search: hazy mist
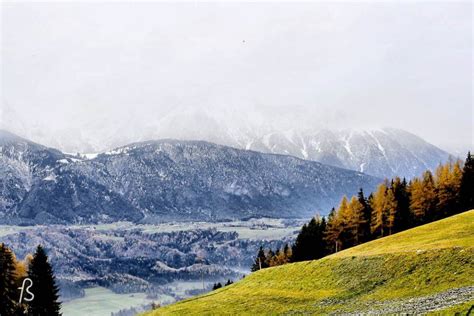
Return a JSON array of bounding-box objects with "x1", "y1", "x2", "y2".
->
[{"x1": 1, "y1": 1, "x2": 472, "y2": 153}]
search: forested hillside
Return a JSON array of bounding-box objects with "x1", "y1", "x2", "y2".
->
[
  {"x1": 143, "y1": 152, "x2": 474, "y2": 315},
  {"x1": 143, "y1": 211, "x2": 474, "y2": 315},
  {"x1": 255, "y1": 152, "x2": 474, "y2": 266}
]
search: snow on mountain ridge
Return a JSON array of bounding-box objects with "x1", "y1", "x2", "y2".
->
[
  {"x1": 1, "y1": 119, "x2": 452, "y2": 179},
  {"x1": 0, "y1": 132, "x2": 381, "y2": 225},
  {"x1": 243, "y1": 127, "x2": 451, "y2": 179}
]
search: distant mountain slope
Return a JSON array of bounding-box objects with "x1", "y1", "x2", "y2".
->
[
  {"x1": 243, "y1": 128, "x2": 451, "y2": 179},
  {"x1": 0, "y1": 130, "x2": 381, "y2": 224},
  {"x1": 4, "y1": 108, "x2": 451, "y2": 179},
  {"x1": 0, "y1": 130, "x2": 66, "y2": 217},
  {"x1": 145, "y1": 211, "x2": 474, "y2": 315}
]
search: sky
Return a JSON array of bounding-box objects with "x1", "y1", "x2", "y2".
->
[{"x1": 0, "y1": 1, "x2": 472, "y2": 153}]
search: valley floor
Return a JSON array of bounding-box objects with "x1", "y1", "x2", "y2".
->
[{"x1": 60, "y1": 287, "x2": 166, "y2": 316}]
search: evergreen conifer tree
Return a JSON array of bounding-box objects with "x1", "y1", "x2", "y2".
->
[
  {"x1": 292, "y1": 216, "x2": 328, "y2": 261},
  {"x1": 392, "y1": 178, "x2": 411, "y2": 231},
  {"x1": 357, "y1": 189, "x2": 372, "y2": 242},
  {"x1": 283, "y1": 243, "x2": 292, "y2": 262},
  {"x1": 251, "y1": 246, "x2": 268, "y2": 271},
  {"x1": 27, "y1": 245, "x2": 61, "y2": 316},
  {"x1": 291, "y1": 223, "x2": 309, "y2": 261},
  {"x1": 309, "y1": 217, "x2": 328, "y2": 259},
  {"x1": 460, "y1": 152, "x2": 474, "y2": 212}
]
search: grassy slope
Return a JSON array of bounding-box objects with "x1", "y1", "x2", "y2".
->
[{"x1": 146, "y1": 211, "x2": 474, "y2": 315}]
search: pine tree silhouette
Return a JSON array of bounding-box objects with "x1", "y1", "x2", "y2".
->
[
  {"x1": 0, "y1": 243, "x2": 18, "y2": 316},
  {"x1": 460, "y1": 152, "x2": 474, "y2": 212},
  {"x1": 251, "y1": 246, "x2": 268, "y2": 271},
  {"x1": 357, "y1": 189, "x2": 372, "y2": 242},
  {"x1": 394, "y1": 178, "x2": 412, "y2": 230},
  {"x1": 27, "y1": 245, "x2": 61, "y2": 316},
  {"x1": 292, "y1": 217, "x2": 327, "y2": 262}
]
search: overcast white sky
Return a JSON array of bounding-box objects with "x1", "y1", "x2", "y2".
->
[{"x1": 0, "y1": 1, "x2": 472, "y2": 152}]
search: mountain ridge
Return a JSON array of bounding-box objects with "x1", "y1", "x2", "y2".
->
[
  {"x1": 1, "y1": 112, "x2": 453, "y2": 179},
  {"x1": 240, "y1": 127, "x2": 451, "y2": 179},
  {"x1": 0, "y1": 130, "x2": 381, "y2": 224}
]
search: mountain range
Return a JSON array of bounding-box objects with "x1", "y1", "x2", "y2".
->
[
  {"x1": 0, "y1": 130, "x2": 381, "y2": 224},
  {"x1": 1, "y1": 108, "x2": 452, "y2": 179},
  {"x1": 240, "y1": 128, "x2": 452, "y2": 179}
]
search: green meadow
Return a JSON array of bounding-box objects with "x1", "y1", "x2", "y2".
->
[{"x1": 144, "y1": 210, "x2": 474, "y2": 315}]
